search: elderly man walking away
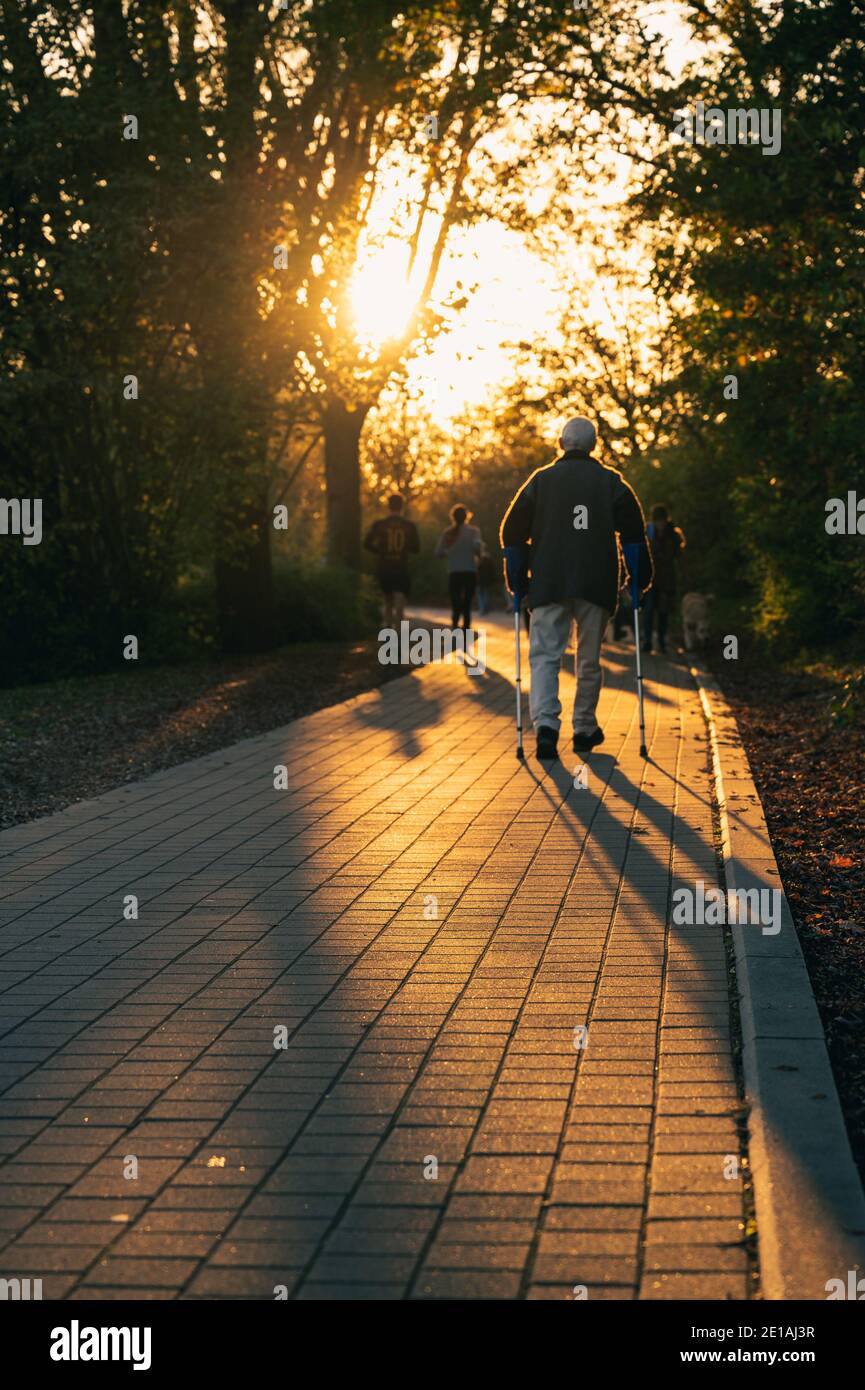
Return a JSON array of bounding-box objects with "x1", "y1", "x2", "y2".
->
[{"x1": 500, "y1": 416, "x2": 651, "y2": 761}]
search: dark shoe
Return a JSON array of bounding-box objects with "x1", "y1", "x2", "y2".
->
[
  {"x1": 536, "y1": 726, "x2": 559, "y2": 760},
  {"x1": 573, "y1": 726, "x2": 605, "y2": 753}
]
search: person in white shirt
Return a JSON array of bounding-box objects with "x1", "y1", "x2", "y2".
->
[{"x1": 435, "y1": 504, "x2": 482, "y2": 631}]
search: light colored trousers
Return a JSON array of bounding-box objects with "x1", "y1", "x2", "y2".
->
[{"x1": 529, "y1": 599, "x2": 608, "y2": 735}]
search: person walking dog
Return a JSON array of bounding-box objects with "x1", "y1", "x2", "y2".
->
[
  {"x1": 500, "y1": 416, "x2": 651, "y2": 761},
  {"x1": 435, "y1": 504, "x2": 482, "y2": 631}
]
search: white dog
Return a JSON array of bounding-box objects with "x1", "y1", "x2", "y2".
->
[{"x1": 681, "y1": 592, "x2": 713, "y2": 651}]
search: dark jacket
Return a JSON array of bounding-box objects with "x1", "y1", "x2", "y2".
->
[
  {"x1": 647, "y1": 521, "x2": 685, "y2": 600},
  {"x1": 477, "y1": 553, "x2": 497, "y2": 586},
  {"x1": 499, "y1": 450, "x2": 650, "y2": 612}
]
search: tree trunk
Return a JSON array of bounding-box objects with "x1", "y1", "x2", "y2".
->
[
  {"x1": 323, "y1": 397, "x2": 368, "y2": 568},
  {"x1": 214, "y1": 481, "x2": 276, "y2": 652}
]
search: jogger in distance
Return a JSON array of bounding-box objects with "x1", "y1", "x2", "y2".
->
[{"x1": 364, "y1": 493, "x2": 420, "y2": 628}]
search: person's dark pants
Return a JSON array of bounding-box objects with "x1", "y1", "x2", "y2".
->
[
  {"x1": 449, "y1": 571, "x2": 476, "y2": 629},
  {"x1": 642, "y1": 593, "x2": 670, "y2": 651},
  {"x1": 378, "y1": 566, "x2": 410, "y2": 627}
]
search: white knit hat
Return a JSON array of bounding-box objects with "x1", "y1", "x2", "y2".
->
[{"x1": 559, "y1": 416, "x2": 597, "y2": 453}]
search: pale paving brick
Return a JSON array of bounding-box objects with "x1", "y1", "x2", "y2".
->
[{"x1": 642, "y1": 1272, "x2": 748, "y2": 1299}]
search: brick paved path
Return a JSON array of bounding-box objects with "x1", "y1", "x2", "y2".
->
[{"x1": 0, "y1": 615, "x2": 749, "y2": 1300}]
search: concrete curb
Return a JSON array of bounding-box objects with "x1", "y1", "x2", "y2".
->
[{"x1": 691, "y1": 662, "x2": 865, "y2": 1300}]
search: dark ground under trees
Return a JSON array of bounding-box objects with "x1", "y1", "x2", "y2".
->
[{"x1": 716, "y1": 653, "x2": 865, "y2": 1188}]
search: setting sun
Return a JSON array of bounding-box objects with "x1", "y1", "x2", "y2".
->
[{"x1": 349, "y1": 240, "x2": 415, "y2": 346}]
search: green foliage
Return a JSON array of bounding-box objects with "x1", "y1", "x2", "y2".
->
[
  {"x1": 2, "y1": 0, "x2": 656, "y2": 674},
  {"x1": 634, "y1": 0, "x2": 865, "y2": 648},
  {"x1": 273, "y1": 557, "x2": 380, "y2": 643},
  {"x1": 830, "y1": 671, "x2": 865, "y2": 728},
  {"x1": 4, "y1": 0, "x2": 862, "y2": 687},
  {"x1": 0, "y1": 551, "x2": 380, "y2": 686}
]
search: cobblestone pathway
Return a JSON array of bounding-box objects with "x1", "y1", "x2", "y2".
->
[{"x1": 0, "y1": 615, "x2": 749, "y2": 1299}]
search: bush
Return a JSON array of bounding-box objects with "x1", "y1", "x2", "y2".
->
[
  {"x1": 830, "y1": 671, "x2": 865, "y2": 729},
  {"x1": 142, "y1": 558, "x2": 382, "y2": 662},
  {"x1": 273, "y1": 556, "x2": 380, "y2": 642},
  {"x1": 0, "y1": 553, "x2": 382, "y2": 689},
  {"x1": 137, "y1": 569, "x2": 221, "y2": 666}
]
